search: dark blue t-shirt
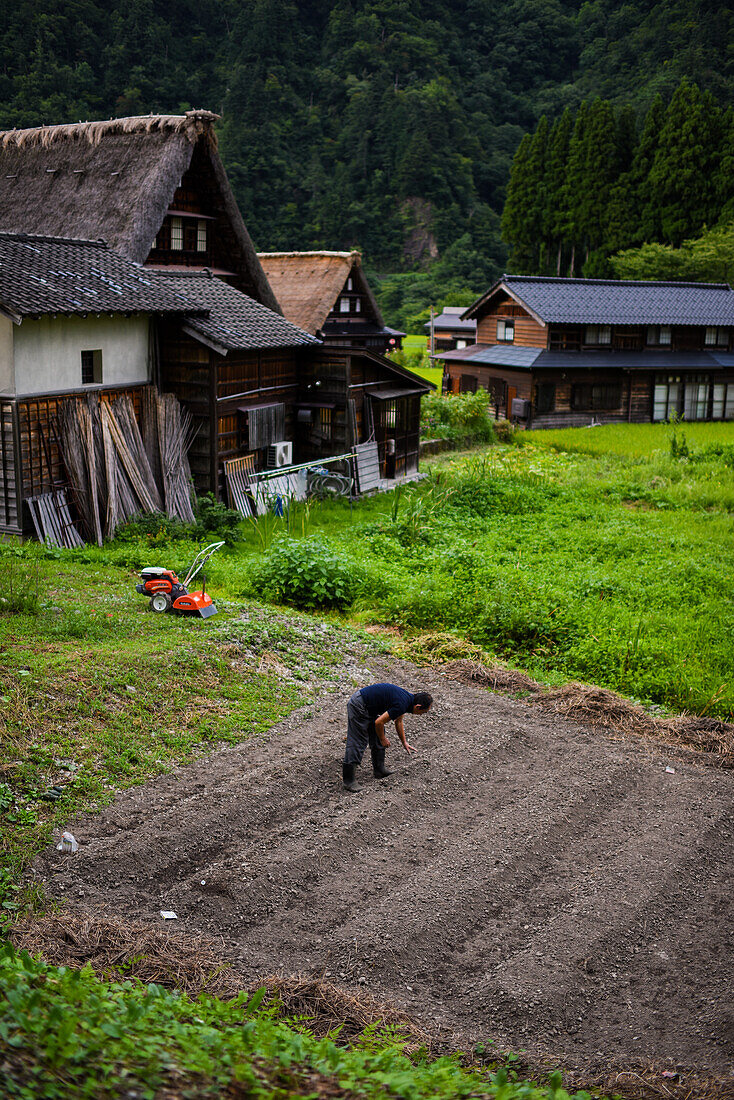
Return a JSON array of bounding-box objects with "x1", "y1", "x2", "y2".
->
[{"x1": 360, "y1": 683, "x2": 415, "y2": 720}]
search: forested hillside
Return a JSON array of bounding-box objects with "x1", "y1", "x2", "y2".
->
[
  {"x1": 1, "y1": 0, "x2": 732, "y2": 325},
  {"x1": 502, "y1": 82, "x2": 734, "y2": 279}
]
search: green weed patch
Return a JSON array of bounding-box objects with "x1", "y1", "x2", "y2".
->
[{"x1": 0, "y1": 943, "x2": 594, "y2": 1099}]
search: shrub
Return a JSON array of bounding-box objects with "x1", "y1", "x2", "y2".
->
[
  {"x1": 115, "y1": 495, "x2": 242, "y2": 548},
  {"x1": 420, "y1": 390, "x2": 495, "y2": 446},
  {"x1": 193, "y1": 493, "x2": 243, "y2": 545},
  {"x1": 249, "y1": 536, "x2": 364, "y2": 609},
  {"x1": 114, "y1": 513, "x2": 192, "y2": 544}
]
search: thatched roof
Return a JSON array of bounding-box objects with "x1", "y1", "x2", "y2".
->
[
  {"x1": 0, "y1": 112, "x2": 279, "y2": 312},
  {"x1": 257, "y1": 250, "x2": 384, "y2": 334},
  {"x1": 150, "y1": 270, "x2": 319, "y2": 354}
]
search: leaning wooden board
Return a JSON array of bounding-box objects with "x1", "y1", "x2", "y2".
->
[{"x1": 352, "y1": 442, "x2": 381, "y2": 493}]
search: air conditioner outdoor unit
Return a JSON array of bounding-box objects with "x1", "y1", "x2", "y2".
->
[{"x1": 267, "y1": 441, "x2": 293, "y2": 468}]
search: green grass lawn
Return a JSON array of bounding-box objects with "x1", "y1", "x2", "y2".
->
[
  {"x1": 526, "y1": 419, "x2": 734, "y2": 456},
  {"x1": 405, "y1": 364, "x2": 443, "y2": 388}
]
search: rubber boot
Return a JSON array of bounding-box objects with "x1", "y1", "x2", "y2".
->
[
  {"x1": 342, "y1": 761, "x2": 362, "y2": 792},
  {"x1": 371, "y1": 744, "x2": 393, "y2": 780}
]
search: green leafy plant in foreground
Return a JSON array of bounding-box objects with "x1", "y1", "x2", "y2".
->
[{"x1": 0, "y1": 944, "x2": 594, "y2": 1100}]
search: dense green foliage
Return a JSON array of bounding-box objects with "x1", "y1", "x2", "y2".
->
[
  {"x1": 420, "y1": 389, "x2": 498, "y2": 446},
  {"x1": 1, "y1": 2, "x2": 733, "y2": 321},
  {"x1": 226, "y1": 429, "x2": 734, "y2": 719},
  {"x1": 610, "y1": 222, "x2": 734, "y2": 282},
  {"x1": 502, "y1": 82, "x2": 734, "y2": 277},
  {"x1": 250, "y1": 535, "x2": 365, "y2": 608},
  {"x1": 0, "y1": 943, "x2": 592, "y2": 1099}
]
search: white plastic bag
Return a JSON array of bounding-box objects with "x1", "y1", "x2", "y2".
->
[{"x1": 56, "y1": 831, "x2": 78, "y2": 854}]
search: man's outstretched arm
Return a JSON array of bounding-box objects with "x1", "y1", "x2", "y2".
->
[{"x1": 395, "y1": 715, "x2": 417, "y2": 754}]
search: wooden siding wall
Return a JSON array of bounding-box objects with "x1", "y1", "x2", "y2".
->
[
  {"x1": 476, "y1": 299, "x2": 547, "y2": 348},
  {"x1": 0, "y1": 399, "x2": 20, "y2": 534},
  {"x1": 158, "y1": 322, "x2": 304, "y2": 496},
  {"x1": 157, "y1": 326, "x2": 213, "y2": 493},
  {"x1": 446, "y1": 363, "x2": 532, "y2": 418},
  {"x1": 531, "y1": 372, "x2": 653, "y2": 429},
  {"x1": 0, "y1": 385, "x2": 148, "y2": 537},
  {"x1": 144, "y1": 143, "x2": 255, "y2": 296},
  {"x1": 298, "y1": 352, "x2": 350, "y2": 461}
]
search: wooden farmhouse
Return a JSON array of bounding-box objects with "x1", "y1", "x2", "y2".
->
[
  {"x1": 0, "y1": 232, "x2": 203, "y2": 536},
  {"x1": 425, "y1": 306, "x2": 476, "y2": 353},
  {"x1": 257, "y1": 250, "x2": 404, "y2": 354},
  {"x1": 438, "y1": 275, "x2": 734, "y2": 426},
  {"x1": 0, "y1": 114, "x2": 430, "y2": 536}
]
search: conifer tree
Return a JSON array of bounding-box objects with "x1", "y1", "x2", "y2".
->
[
  {"x1": 500, "y1": 133, "x2": 536, "y2": 272},
  {"x1": 648, "y1": 80, "x2": 722, "y2": 245},
  {"x1": 563, "y1": 100, "x2": 589, "y2": 275},
  {"x1": 629, "y1": 94, "x2": 666, "y2": 244},
  {"x1": 544, "y1": 108, "x2": 573, "y2": 275}
]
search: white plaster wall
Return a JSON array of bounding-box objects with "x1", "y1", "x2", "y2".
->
[
  {"x1": 0, "y1": 315, "x2": 15, "y2": 394},
  {"x1": 12, "y1": 314, "x2": 151, "y2": 396}
]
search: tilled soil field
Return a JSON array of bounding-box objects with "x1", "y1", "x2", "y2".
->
[{"x1": 32, "y1": 654, "x2": 734, "y2": 1092}]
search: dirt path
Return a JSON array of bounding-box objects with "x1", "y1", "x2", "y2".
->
[{"x1": 33, "y1": 654, "x2": 734, "y2": 1087}]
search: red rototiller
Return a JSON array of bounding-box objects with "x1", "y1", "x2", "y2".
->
[{"x1": 135, "y1": 541, "x2": 225, "y2": 619}]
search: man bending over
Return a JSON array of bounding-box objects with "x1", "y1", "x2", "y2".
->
[{"x1": 342, "y1": 682, "x2": 433, "y2": 792}]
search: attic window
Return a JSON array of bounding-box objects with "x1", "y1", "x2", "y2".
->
[
  {"x1": 197, "y1": 219, "x2": 207, "y2": 252},
  {"x1": 340, "y1": 297, "x2": 350, "y2": 313},
  {"x1": 354, "y1": 297, "x2": 361, "y2": 312},
  {"x1": 81, "y1": 350, "x2": 102, "y2": 385},
  {"x1": 346, "y1": 277, "x2": 353, "y2": 290},
  {"x1": 496, "y1": 320, "x2": 514, "y2": 343},
  {"x1": 171, "y1": 216, "x2": 183, "y2": 251}
]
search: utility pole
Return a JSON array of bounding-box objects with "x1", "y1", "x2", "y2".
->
[{"x1": 429, "y1": 305, "x2": 435, "y2": 360}]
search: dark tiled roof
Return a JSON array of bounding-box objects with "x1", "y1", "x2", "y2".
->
[
  {"x1": 435, "y1": 345, "x2": 542, "y2": 368},
  {"x1": 435, "y1": 344, "x2": 734, "y2": 373},
  {"x1": 150, "y1": 270, "x2": 319, "y2": 352},
  {"x1": 0, "y1": 232, "x2": 200, "y2": 319},
  {"x1": 466, "y1": 275, "x2": 734, "y2": 326},
  {"x1": 425, "y1": 310, "x2": 476, "y2": 332}
]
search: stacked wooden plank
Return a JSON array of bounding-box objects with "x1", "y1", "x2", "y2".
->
[
  {"x1": 155, "y1": 393, "x2": 196, "y2": 524},
  {"x1": 55, "y1": 391, "x2": 195, "y2": 544},
  {"x1": 26, "y1": 490, "x2": 85, "y2": 548}
]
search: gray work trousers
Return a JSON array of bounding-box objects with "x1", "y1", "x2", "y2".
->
[{"x1": 344, "y1": 690, "x2": 380, "y2": 766}]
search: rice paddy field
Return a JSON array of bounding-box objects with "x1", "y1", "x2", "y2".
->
[{"x1": 525, "y1": 419, "x2": 734, "y2": 457}]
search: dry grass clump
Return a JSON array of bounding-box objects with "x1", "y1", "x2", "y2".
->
[
  {"x1": 254, "y1": 974, "x2": 432, "y2": 1050},
  {"x1": 441, "y1": 663, "x2": 733, "y2": 766},
  {"x1": 565, "y1": 1063, "x2": 734, "y2": 1100},
  {"x1": 441, "y1": 658, "x2": 543, "y2": 695},
  {"x1": 539, "y1": 682, "x2": 733, "y2": 767},
  {"x1": 9, "y1": 909, "x2": 243, "y2": 999},
  {"x1": 395, "y1": 633, "x2": 486, "y2": 664}
]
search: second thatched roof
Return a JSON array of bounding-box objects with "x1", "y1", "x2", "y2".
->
[{"x1": 257, "y1": 250, "x2": 384, "y2": 334}]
